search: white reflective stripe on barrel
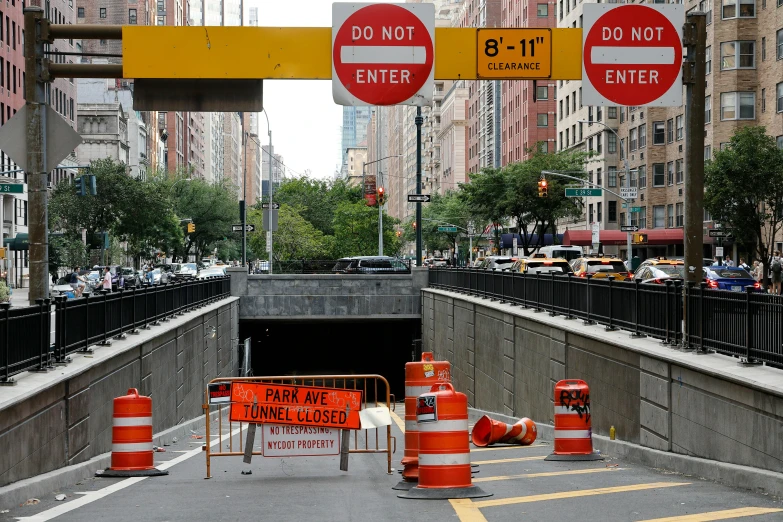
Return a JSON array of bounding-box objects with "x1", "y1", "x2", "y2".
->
[
  {"x1": 405, "y1": 385, "x2": 438, "y2": 397},
  {"x1": 418, "y1": 452, "x2": 471, "y2": 466},
  {"x1": 554, "y1": 430, "x2": 592, "y2": 439},
  {"x1": 112, "y1": 416, "x2": 152, "y2": 427},
  {"x1": 112, "y1": 442, "x2": 154, "y2": 453},
  {"x1": 416, "y1": 419, "x2": 469, "y2": 432},
  {"x1": 554, "y1": 406, "x2": 582, "y2": 415},
  {"x1": 405, "y1": 420, "x2": 418, "y2": 432}
]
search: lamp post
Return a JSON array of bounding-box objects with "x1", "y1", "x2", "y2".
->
[
  {"x1": 261, "y1": 109, "x2": 274, "y2": 273},
  {"x1": 242, "y1": 132, "x2": 261, "y2": 268},
  {"x1": 577, "y1": 119, "x2": 633, "y2": 267},
  {"x1": 362, "y1": 154, "x2": 402, "y2": 256}
]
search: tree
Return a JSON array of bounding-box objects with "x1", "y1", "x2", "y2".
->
[
  {"x1": 459, "y1": 167, "x2": 506, "y2": 252},
  {"x1": 247, "y1": 204, "x2": 332, "y2": 261},
  {"x1": 332, "y1": 201, "x2": 402, "y2": 257},
  {"x1": 419, "y1": 191, "x2": 470, "y2": 258},
  {"x1": 704, "y1": 126, "x2": 783, "y2": 284}
]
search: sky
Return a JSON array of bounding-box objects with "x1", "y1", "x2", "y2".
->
[{"x1": 245, "y1": 0, "x2": 393, "y2": 180}]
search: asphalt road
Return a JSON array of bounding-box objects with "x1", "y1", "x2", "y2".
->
[{"x1": 2, "y1": 410, "x2": 781, "y2": 522}]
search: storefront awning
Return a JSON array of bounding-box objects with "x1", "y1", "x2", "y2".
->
[
  {"x1": 3, "y1": 233, "x2": 29, "y2": 251},
  {"x1": 562, "y1": 229, "x2": 685, "y2": 247}
]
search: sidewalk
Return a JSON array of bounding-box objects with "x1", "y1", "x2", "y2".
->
[{"x1": 8, "y1": 286, "x2": 29, "y2": 307}]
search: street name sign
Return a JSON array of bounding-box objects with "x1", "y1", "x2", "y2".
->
[
  {"x1": 476, "y1": 28, "x2": 552, "y2": 79},
  {"x1": 0, "y1": 183, "x2": 24, "y2": 194},
  {"x1": 232, "y1": 224, "x2": 256, "y2": 232},
  {"x1": 262, "y1": 424, "x2": 340, "y2": 457},
  {"x1": 230, "y1": 383, "x2": 363, "y2": 430},
  {"x1": 620, "y1": 187, "x2": 638, "y2": 199},
  {"x1": 438, "y1": 226, "x2": 458, "y2": 232},
  {"x1": 582, "y1": 4, "x2": 683, "y2": 106},
  {"x1": 630, "y1": 206, "x2": 641, "y2": 213},
  {"x1": 261, "y1": 202, "x2": 280, "y2": 209},
  {"x1": 407, "y1": 194, "x2": 431, "y2": 202},
  {"x1": 565, "y1": 187, "x2": 602, "y2": 197},
  {"x1": 708, "y1": 229, "x2": 733, "y2": 238},
  {"x1": 621, "y1": 225, "x2": 640, "y2": 232},
  {"x1": 332, "y1": 3, "x2": 435, "y2": 106}
]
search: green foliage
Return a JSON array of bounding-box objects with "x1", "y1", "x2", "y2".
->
[
  {"x1": 417, "y1": 191, "x2": 470, "y2": 254},
  {"x1": 0, "y1": 280, "x2": 9, "y2": 302},
  {"x1": 705, "y1": 126, "x2": 783, "y2": 276},
  {"x1": 49, "y1": 234, "x2": 87, "y2": 274},
  {"x1": 247, "y1": 205, "x2": 332, "y2": 261},
  {"x1": 267, "y1": 177, "x2": 362, "y2": 236},
  {"x1": 332, "y1": 201, "x2": 401, "y2": 257}
]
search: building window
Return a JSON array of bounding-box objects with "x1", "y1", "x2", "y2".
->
[
  {"x1": 700, "y1": 0, "x2": 713, "y2": 23},
  {"x1": 597, "y1": 168, "x2": 602, "y2": 187},
  {"x1": 777, "y1": 136, "x2": 783, "y2": 149},
  {"x1": 537, "y1": 113, "x2": 548, "y2": 127},
  {"x1": 536, "y1": 85, "x2": 548, "y2": 100},
  {"x1": 608, "y1": 133, "x2": 617, "y2": 153},
  {"x1": 608, "y1": 107, "x2": 617, "y2": 119},
  {"x1": 629, "y1": 128, "x2": 638, "y2": 151},
  {"x1": 630, "y1": 169, "x2": 638, "y2": 188},
  {"x1": 676, "y1": 203, "x2": 684, "y2": 227},
  {"x1": 653, "y1": 205, "x2": 666, "y2": 228},
  {"x1": 597, "y1": 202, "x2": 603, "y2": 223},
  {"x1": 777, "y1": 82, "x2": 783, "y2": 112},
  {"x1": 676, "y1": 159, "x2": 684, "y2": 184},
  {"x1": 721, "y1": 92, "x2": 756, "y2": 120},
  {"x1": 762, "y1": 37, "x2": 766, "y2": 61},
  {"x1": 129, "y1": 8, "x2": 137, "y2": 24},
  {"x1": 705, "y1": 46, "x2": 712, "y2": 74},
  {"x1": 720, "y1": 41, "x2": 755, "y2": 70},
  {"x1": 559, "y1": 100, "x2": 563, "y2": 120},
  {"x1": 666, "y1": 119, "x2": 674, "y2": 142},
  {"x1": 667, "y1": 204, "x2": 674, "y2": 228},
  {"x1": 638, "y1": 207, "x2": 647, "y2": 229},
  {"x1": 705, "y1": 95, "x2": 711, "y2": 123},
  {"x1": 652, "y1": 121, "x2": 665, "y2": 144},
  {"x1": 77, "y1": 7, "x2": 84, "y2": 17},
  {"x1": 608, "y1": 201, "x2": 617, "y2": 222},
  {"x1": 762, "y1": 88, "x2": 767, "y2": 112},
  {"x1": 540, "y1": 141, "x2": 548, "y2": 153},
  {"x1": 537, "y1": 3, "x2": 548, "y2": 16},
  {"x1": 676, "y1": 115, "x2": 684, "y2": 140},
  {"x1": 722, "y1": 0, "x2": 755, "y2": 18},
  {"x1": 588, "y1": 204, "x2": 594, "y2": 224},
  {"x1": 638, "y1": 124, "x2": 646, "y2": 148},
  {"x1": 596, "y1": 106, "x2": 603, "y2": 121},
  {"x1": 667, "y1": 161, "x2": 674, "y2": 185},
  {"x1": 653, "y1": 163, "x2": 665, "y2": 187},
  {"x1": 100, "y1": 7, "x2": 106, "y2": 17},
  {"x1": 778, "y1": 29, "x2": 783, "y2": 60},
  {"x1": 705, "y1": 145, "x2": 712, "y2": 160},
  {"x1": 608, "y1": 167, "x2": 617, "y2": 188},
  {"x1": 587, "y1": 106, "x2": 593, "y2": 123},
  {"x1": 565, "y1": 95, "x2": 570, "y2": 116},
  {"x1": 638, "y1": 165, "x2": 647, "y2": 188}
]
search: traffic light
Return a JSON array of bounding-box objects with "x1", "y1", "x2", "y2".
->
[
  {"x1": 377, "y1": 187, "x2": 386, "y2": 206},
  {"x1": 187, "y1": 222, "x2": 196, "y2": 233},
  {"x1": 0, "y1": 247, "x2": 5, "y2": 259},
  {"x1": 412, "y1": 221, "x2": 417, "y2": 230},
  {"x1": 538, "y1": 178, "x2": 548, "y2": 198},
  {"x1": 88, "y1": 174, "x2": 97, "y2": 196},
  {"x1": 74, "y1": 176, "x2": 86, "y2": 196},
  {"x1": 632, "y1": 233, "x2": 648, "y2": 245},
  {"x1": 395, "y1": 230, "x2": 402, "y2": 237}
]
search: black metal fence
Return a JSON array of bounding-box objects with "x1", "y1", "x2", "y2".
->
[
  {"x1": 429, "y1": 268, "x2": 782, "y2": 370},
  {"x1": 0, "y1": 276, "x2": 231, "y2": 384},
  {"x1": 271, "y1": 259, "x2": 413, "y2": 275}
]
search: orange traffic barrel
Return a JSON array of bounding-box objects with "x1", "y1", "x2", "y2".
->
[
  {"x1": 96, "y1": 388, "x2": 168, "y2": 477},
  {"x1": 545, "y1": 379, "x2": 603, "y2": 461},
  {"x1": 471, "y1": 415, "x2": 537, "y2": 447},
  {"x1": 399, "y1": 383, "x2": 491, "y2": 500},
  {"x1": 393, "y1": 352, "x2": 451, "y2": 490}
]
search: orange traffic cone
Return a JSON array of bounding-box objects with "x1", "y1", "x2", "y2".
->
[{"x1": 471, "y1": 415, "x2": 537, "y2": 447}]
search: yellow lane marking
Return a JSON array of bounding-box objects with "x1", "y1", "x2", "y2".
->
[
  {"x1": 473, "y1": 467, "x2": 623, "y2": 483},
  {"x1": 472, "y1": 482, "x2": 690, "y2": 508},
  {"x1": 471, "y1": 456, "x2": 546, "y2": 465},
  {"x1": 637, "y1": 507, "x2": 783, "y2": 521},
  {"x1": 471, "y1": 444, "x2": 549, "y2": 452},
  {"x1": 450, "y1": 499, "x2": 489, "y2": 522},
  {"x1": 389, "y1": 409, "x2": 405, "y2": 433}
]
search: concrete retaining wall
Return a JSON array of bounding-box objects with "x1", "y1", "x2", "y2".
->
[
  {"x1": 423, "y1": 289, "x2": 783, "y2": 476},
  {"x1": 0, "y1": 298, "x2": 239, "y2": 488}
]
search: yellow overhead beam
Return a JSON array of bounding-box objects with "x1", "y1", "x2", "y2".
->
[{"x1": 122, "y1": 26, "x2": 582, "y2": 81}]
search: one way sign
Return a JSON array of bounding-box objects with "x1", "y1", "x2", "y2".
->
[
  {"x1": 408, "y1": 194, "x2": 431, "y2": 203},
  {"x1": 232, "y1": 224, "x2": 255, "y2": 232},
  {"x1": 620, "y1": 225, "x2": 639, "y2": 232}
]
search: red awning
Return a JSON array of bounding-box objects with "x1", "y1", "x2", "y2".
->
[{"x1": 562, "y1": 229, "x2": 685, "y2": 246}]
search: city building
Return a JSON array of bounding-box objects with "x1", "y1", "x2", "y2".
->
[
  {"x1": 436, "y1": 81, "x2": 469, "y2": 192},
  {"x1": 341, "y1": 106, "x2": 371, "y2": 176},
  {"x1": 345, "y1": 145, "x2": 368, "y2": 187},
  {"x1": 261, "y1": 144, "x2": 284, "y2": 197},
  {"x1": 223, "y1": 112, "x2": 243, "y2": 189}
]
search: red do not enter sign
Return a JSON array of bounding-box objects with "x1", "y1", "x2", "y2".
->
[{"x1": 582, "y1": 4, "x2": 683, "y2": 107}]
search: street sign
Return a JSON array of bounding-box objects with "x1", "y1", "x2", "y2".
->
[
  {"x1": 332, "y1": 3, "x2": 435, "y2": 106},
  {"x1": 708, "y1": 229, "x2": 733, "y2": 238},
  {"x1": 263, "y1": 209, "x2": 279, "y2": 232},
  {"x1": 582, "y1": 4, "x2": 683, "y2": 106},
  {"x1": 630, "y1": 206, "x2": 642, "y2": 213},
  {"x1": 565, "y1": 187, "x2": 602, "y2": 197},
  {"x1": 715, "y1": 246, "x2": 724, "y2": 257},
  {"x1": 262, "y1": 424, "x2": 340, "y2": 457},
  {"x1": 232, "y1": 224, "x2": 256, "y2": 232},
  {"x1": 261, "y1": 202, "x2": 280, "y2": 209},
  {"x1": 621, "y1": 225, "x2": 640, "y2": 232},
  {"x1": 476, "y1": 28, "x2": 552, "y2": 79},
  {"x1": 620, "y1": 187, "x2": 638, "y2": 199},
  {"x1": 591, "y1": 222, "x2": 600, "y2": 245},
  {"x1": 438, "y1": 226, "x2": 458, "y2": 233},
  {"x1": 0, "y1": 106, "x2": 82, "y2": 172},
  {"x1": 407, "y1": 194, "x2": 431, "y2": 203},
  {"x1": 0, "y1": 183, "x2": 24, "y2": 194},
  {"x1": 229, "y1": 383, "x2": 363, "y2": 430},
  {"x1": 208, "y1": 382, "x2": 232, "y2": 405}
]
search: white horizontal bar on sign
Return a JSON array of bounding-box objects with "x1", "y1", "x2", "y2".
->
[
  {"x1": 112, "y1": 442, "x2": 154, "y2": 453},
  {"x1": 419, "y1": 452, "x2": 471, "y2": 466},
  {"x1": 590, "y1": 47, "x2": 675, "y2": 65},
  {"x1": 113, "y1": 416, "x2": 153, "y2": 427},
  {"x1": 417, "y1": 419, "x2": 469, "y2": 432},
  {"x1": 340, "y1": 46, "x2": 427, "y2": 65},
  {"x1": 554, "y1": 430, "x2": 592, "y2": 439}
]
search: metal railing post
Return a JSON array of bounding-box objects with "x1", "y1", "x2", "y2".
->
[
  {"x1": 698, "y1": 282, "x2": 706, "y2": 353},
  {"x1": 534, "y1": 272, "x2": 542, "y2": 312},
  {"x1": 34, "y1": 298, "x2": 50, "y2": 372},
  {"x1": 99, "y1": 290, "x2": 112, "y2": 346},
  {"x1": 0, "y1": 303, "x2": 10, "y2": 384},
  {"x1": 565, "y1": 273, "x2": 574, "y2": 319},
  {"x1": 663, "y1": 280, "x2": 672, "y2": 345},
  {"x1": 549, "y1": 272, "x2": 557, "y2": 316},
  {"x1": 632, "y1": 278, "x2": 643, "y2": 337},
  {"x1": 606, "y1": 276, "x2": 616, "y2": 331},
  {"x1": 584, "y1": 274, "x2": 595, "y2": 325}
]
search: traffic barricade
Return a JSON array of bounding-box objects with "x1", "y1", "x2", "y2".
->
[
  {"x1": 399, "y1": 383, "x2": 491, "y2": 500},
  {"x1": 97, "y1": 388, "x2": 168, "y2": 477},
  {"x1": 471, "y1": 415, "x2": 537, "y2": 447},
  {"x1": 203, "y1": 375, "x2": 395, "y2": 479},
  {"x1": 394, "y1": 352, "x2": 451, "y2": 490},
  {"x1": 545, "y1": 379, "x2": 603, "y2": 461}
]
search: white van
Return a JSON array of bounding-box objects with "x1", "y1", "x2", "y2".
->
[{"x1": 535, "y1": 245, "x2": 584, "y2": 261}]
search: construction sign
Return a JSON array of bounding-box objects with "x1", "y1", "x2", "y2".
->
[{"x1": 230, "y1": 382, "x2": 363, "y2": 430}]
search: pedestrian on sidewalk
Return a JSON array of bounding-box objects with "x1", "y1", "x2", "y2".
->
[
  {"x1": 725, "y1": 257, "x2": 734, "y2": 267},
  {"x1": 771, "y1": 251, "x2": 782, "y2": 295},
  {"x1": 739, "y1": 258, "x2": 749, "y2": 270},
  {"x1": 102, "y1": 266, "x2": 112, "y2": 292}
]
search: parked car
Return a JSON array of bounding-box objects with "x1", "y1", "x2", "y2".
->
[
  {"x1": 633, "y1": 257, "x2": 684, "y2": 280},
  {"x1": 476, "y1": 256, "x2": 518, "y2": 271},
  {"x1": 635, "y1": 264, "x2": 687, "y2": 285},
  {"x1": 703, "y1": 266, "x2": 760, "y2": 292},
  {"x1": 174, "y1": 263, "x2": 198, "y2": 279},
  {"x1": 197, "y1": 267, "x2": 226, "y2": 279},
  {"x1": 121, "y1": 267, "x2": 142, "y2": 288},
  {"x1": 571, "y1": 256, "x2": 633, "y2": 281},
  {"x1": 332, "y1": 256, "x2": 410, "y2": 274},
  {"x1": 147, "y1": 268, "x2": 172, "y2": 285}
]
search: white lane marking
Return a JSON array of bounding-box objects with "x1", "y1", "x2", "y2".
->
[{"x1": 15, "y1": 427, "x2": 240, "y2": 522}]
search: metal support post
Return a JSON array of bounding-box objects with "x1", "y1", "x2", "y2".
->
[
  {"x1": 624, "y1": 159, "x2": 632, "y2": 266},
  {"x1": 682, "y1": 12, "x2": 707, "y2": 346},
  {"x1": 268, "y1": 129, "x2": 274, "y2": 274},
  {"x1": 378, "y1": 198, "x2": 384, "y2": 256},
  {"x1": 415, "y1": 108, "x2": 423, "y2": 267},
  {"x1": 25, "y1": 7, "x2": 48, "y2": 306}
]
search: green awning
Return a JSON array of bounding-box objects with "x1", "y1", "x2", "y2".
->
[{"x1": 3, "y1": 233, "x2": 29, "y2": 251}]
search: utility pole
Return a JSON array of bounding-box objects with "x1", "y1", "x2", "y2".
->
[
  {"x1": 415, "y1": 107, "x2": 423, "y2": 267},
  {"x1": 378, "y1": 171, "x2": 384, "y2": 257},
  {"x1": 267, "y1": 128, "x2": 274, "y2": 274},
  {"x1": 682, "y1": 12, "x2": 707, "y2": 346},
  {"x1": 25, "y1": 7, "x2": 48, "y2": 306},
  {"x1": 241, "y1": 128, "x2": 247, "y2": 267}
]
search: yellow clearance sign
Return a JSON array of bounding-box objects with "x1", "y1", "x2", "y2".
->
[{"x1": 477, "y1": 28, "x2": 552, "y2": 79}]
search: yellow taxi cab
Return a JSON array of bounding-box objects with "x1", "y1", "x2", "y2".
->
[
  {"x1": 509, "y1": 257, "x2": 573, "y2": 275},
  {"x1": 633, "y1": 257, "x2": 684, "y2": 277},
  {"x1": 571, "y1": 255, "x2": 633, "y2": 281}
]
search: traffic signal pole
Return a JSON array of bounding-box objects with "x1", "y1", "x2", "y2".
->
[{"x1": 415, "y1": 108, "x2": 423, "y2": 266}]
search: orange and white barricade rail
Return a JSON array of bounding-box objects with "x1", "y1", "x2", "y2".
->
[
  {"x1": 471, "y1": 415, "x2": 537, "y2": 447},
  {"x1": 545, "y1": 379, "x2": 603, "y2": 461},
  {"x1": 96, "y1": 388, "x2": 168, "y2": 477},
  {"x1": 399, "y1": 383, "x2": 491, "y2": 500}
]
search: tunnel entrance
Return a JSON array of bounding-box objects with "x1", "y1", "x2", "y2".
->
[{"x1": 239, "y1": 319, "x2": 421, "y2": 399}]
